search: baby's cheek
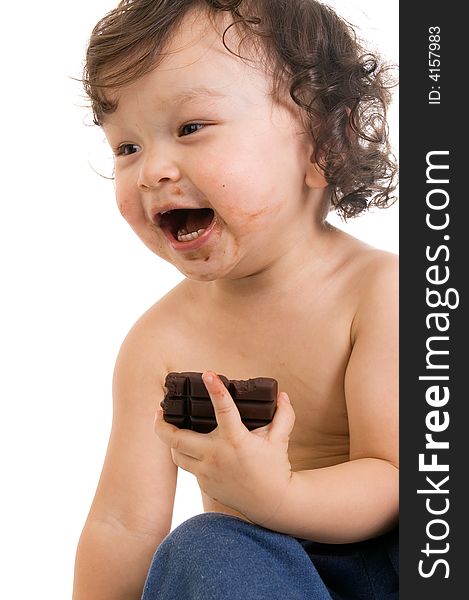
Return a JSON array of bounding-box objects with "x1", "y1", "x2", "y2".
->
[
  {"x1": 115, "y1": 191, "x2": 143, "y2": 226},
  {"x1": 117, "y1": 200, "x2": 134, "y2": 225},
  {"x1": 199, "y1": 152, "x2": 279, "y2": 225}
]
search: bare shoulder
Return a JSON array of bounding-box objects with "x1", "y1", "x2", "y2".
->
[
  {"x1": 351, "y1": 247, "x2": 398, "y2": 317},
  {"x1": 324, "y1": 228, "x2": 398, "y2": 325},
  {"x1": 355, "y1": 247, "x2": 398, "y2": 293},
  {"x1": 114, "y1": 280, "x2": 190, "y2": 385},
  {"x1": 357, "y1": 247, "x2": 398, "y2": 279}
]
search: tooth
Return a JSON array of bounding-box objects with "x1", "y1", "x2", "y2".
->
[
  {"x1": 179, "y1": 232, "x2": 196, "y2": 242},
  {"x1": 176, "y1": 227, "x2": 208, "y2": 242}
]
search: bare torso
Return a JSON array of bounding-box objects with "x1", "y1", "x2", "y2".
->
[{"x1": 147, "y1": 229, "x2": 388, "y2": 519}]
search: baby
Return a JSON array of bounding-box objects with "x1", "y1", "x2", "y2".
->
[{"x1": 73, "y1": 1, "x2": 398, "y2": 598}]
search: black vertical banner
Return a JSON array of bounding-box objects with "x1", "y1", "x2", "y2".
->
[{"x1": 400, "y1": 2, "x2": 467, "y2": 598}]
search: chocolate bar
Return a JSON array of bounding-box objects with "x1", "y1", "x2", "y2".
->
[{"x1": 161, "y1": 372, "x2": 278, "y2": 433}]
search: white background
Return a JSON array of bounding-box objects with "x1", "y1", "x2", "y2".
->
[{"x1": 0, "y1": 1, "x2": 398, "y2": 597}]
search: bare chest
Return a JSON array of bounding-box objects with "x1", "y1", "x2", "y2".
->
[{"x1": 163, "y1": 304, "x2": 352, "y2": 470}]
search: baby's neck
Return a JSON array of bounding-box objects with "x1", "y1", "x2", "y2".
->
[{"x1": 190, "y1": 220, "x2": 340, "y2": 313}]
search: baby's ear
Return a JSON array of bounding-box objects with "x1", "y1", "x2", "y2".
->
[{"x1": 305, "y1": 161, "x2": 328, "y2": 189}]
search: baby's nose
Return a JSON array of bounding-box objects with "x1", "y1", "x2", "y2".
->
[{"x1": 137, "y1": 148, "x2": 182, "y2": 190}]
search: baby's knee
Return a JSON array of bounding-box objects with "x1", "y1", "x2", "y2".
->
[
  {"x1": 159, "y1": 512, "x2": 246, "y2": 559},
  {"x1": 142, "y1": 513, "x2": 251, "y2": 599},
  {"x1": 172, "y1": 511, "x2": 236, "y2": 538},
  {"x1": 142, "y1": 512, "x2": 331, "y2": 600}
]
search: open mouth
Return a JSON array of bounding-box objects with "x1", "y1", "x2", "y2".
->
[{"x1": 158, "y1": 208, "x2": 215, "y2": 243}]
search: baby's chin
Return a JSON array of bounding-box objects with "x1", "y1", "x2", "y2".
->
[
  {"x1": 169, "y1": 252, "x2": 254, "y2": 283},
  {"x1": 174, "y1": 261, "x2": 240, "y2": 282},
  {"x1": 149, "y1": 228, "x2": 266, "y2": 282}
]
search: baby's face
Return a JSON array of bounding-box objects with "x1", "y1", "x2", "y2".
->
[{"x1": 103, "y1": 8, "x2": 319, "y2": 281}]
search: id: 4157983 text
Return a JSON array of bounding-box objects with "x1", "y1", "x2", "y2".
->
[{"x1": 428, "y1": 26, "x2": 441, "y2": 105}]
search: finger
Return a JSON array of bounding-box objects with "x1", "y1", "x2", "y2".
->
[
  {"x1": 268, "y1": 392, "x2": 296, "y2": 442},
  {"x1": 154, "y1": 405, "x2": 207, "y2": 459},
  {"x1": 154, "y1": 405, "x2": 180, "y2": 435},
  {"x1": 202, "y1": 371, "x2": 244, "y2": 435},
  {"x1": 171, "y1": 448, "x2": 201, "y2": 474}
]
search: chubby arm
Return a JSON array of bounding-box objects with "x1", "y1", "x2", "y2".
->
[
  {"x1": 155, "y1": 255, "x2": 398, "y2": 544},
  {"x1": 73, "y1": 311, "x2": 178, "y2": 599},
  {"x1": 265, "y1": 254, "x2": 399, "y2": 542}
]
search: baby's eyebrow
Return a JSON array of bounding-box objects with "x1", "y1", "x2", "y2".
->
[
  {"x1": 165, "y1": 86, "x2": 229, "y2": 105},
  {"x1": 102, "y1": 86, "x2": 229, "y2": 127}
]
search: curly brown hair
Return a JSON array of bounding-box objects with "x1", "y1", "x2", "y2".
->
[{"x1": 83, "y1": 0, "x2": 397, "y2": 219}]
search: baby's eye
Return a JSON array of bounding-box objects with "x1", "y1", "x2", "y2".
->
[
  {"x1": 115, "y1": 143, "x2": 140, "y2": 157},
  {"x1": 179, "y1": 123, "x2": 205, "y2": 137}
]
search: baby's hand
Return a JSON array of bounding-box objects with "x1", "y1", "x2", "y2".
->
[{"x1": 154, "y1": 371, "x2": 295, "y2": 526}]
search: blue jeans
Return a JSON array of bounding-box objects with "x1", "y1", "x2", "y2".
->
[{"x1": 141, "y1": 513, "x2": 398, "y2": 599}]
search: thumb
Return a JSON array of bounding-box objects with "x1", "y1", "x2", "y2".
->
[{"x1": 268, "y1": 392, "x2": 295, "y2": 442}]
